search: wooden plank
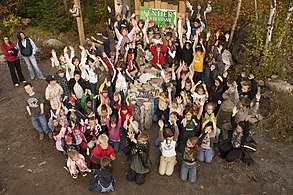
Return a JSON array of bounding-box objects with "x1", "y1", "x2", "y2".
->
[
  {"x1": 155, "y1": 0, "x2": 161, "y2": 9},
  {"x1": 149, "y1": 1, "x2": 155, "y2": 8},
  {"x1": 179, "y1": 0, "x2": 186, "y2": 13},
  {"x1": 161, "y1": 2, "x2": 168, "y2": 10},
  {"x1": 144, "y1": 1, "x2": 150, "y2": 8}
]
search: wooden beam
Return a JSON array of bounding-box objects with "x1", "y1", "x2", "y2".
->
[
  {"x1": 155, "y1": 0, "x2": 161, "y2": 9},
  {"x1": 135, "y1": 0, "x2": 140, "y2": 20},
  {"x1": 161, "y1": 1, "x2": 168, "y2": 10},
  {"x1": 144, "y1": 1, "x2": 150, "y2": 8},
  {"x1": 74, "y1": 0, "x2": 85, "y2": 45}
]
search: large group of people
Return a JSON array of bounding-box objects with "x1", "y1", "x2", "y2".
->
[{"x1": 1, "y1": 2, "x2": 260, "y2": 192}]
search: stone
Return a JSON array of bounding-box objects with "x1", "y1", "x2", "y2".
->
[
  {"x1": 271, "y1": 75, "x2": 278, "y2": 79},
  {"x1": 0, "y1": 54, "x2": 6, "y2": 62},
  {"x1": 258, "y1": 80, "x2": 265, "y2": 87},
  {"x1": 144, "y1": 67, "x2": 159, "y2": 76},
  {"x1": 265, "y1": 79, "x2": 293, "y2": 93},
  {"x1": 43, "y1": 39, "x2": 64, "y2": 48},
  {"x1": 221, "y1": 100, "x2": 235, "y2": 112},
  {"x1": 139, "y1": 73, "x2": 157, "y2": 83}
]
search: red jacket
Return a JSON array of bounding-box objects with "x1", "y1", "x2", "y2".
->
[
  {"x1": 116, "y1": 103, "x2": 133, "y2": 127},
  {"x1": 150, "y1": 44, "x2": 167, "y2": 68},
  {"x1": 1, "y1": 42, "x2": 19, "y2": 62},
  {"x1": 90, "y1": 144, "x2": 115, "y2": 164}
]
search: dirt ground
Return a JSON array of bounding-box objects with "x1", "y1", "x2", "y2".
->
[{"x1": 0, "y1": 61, "x2": 292, "y2": 195}]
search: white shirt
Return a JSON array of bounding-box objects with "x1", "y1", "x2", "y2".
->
[
  {"x1": 160, "y1": 139, "x2": 176, "y2": 157},
  {"x1": 74, "y1": 82, "x2": 83, "y2": 99}
]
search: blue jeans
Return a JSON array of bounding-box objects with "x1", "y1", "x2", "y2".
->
[
  {"x1": 23, "y1": 55, "x2": 44, "y2": 79},
  {"x1": 109, "y1": 139, "x2": 120, "y2": 152},
  {"x1": 31, "y1": 113, "x2": 51, "y2": 135},
  {"x1": 180, "y1": 162, "x2": 197, "y2": 183},
  {"x1": 198, "y1": 148, "x2": 214, "y2": 163}
]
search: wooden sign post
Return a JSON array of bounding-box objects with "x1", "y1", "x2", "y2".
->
[{"x1": 73, "y1": 0, "x2": 85, "y2": 45}]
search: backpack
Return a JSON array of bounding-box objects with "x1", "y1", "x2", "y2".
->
[
  {"x1": 242, "y1": 136, "x2": 257, "y2": 152},
  {"x1": 19, "y1": 38, "x2": 33, "y2": 57}
]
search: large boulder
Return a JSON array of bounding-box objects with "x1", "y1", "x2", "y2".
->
[
  {"x1": 43, "y1": 39, "x2": 64, "y2": 48},
  {"x1": 265, "y1": 79, "x2": 293, "y2": 93}
]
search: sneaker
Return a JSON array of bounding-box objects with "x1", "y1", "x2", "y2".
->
[
  {"x1": 72, "y1": 174, "x2": 78, "y2": 179},
  {"x1": 63, "y1": 165, "x2": 69, "y2": 172},
  {"x1": 31, "y1": 77, "x2": 35, "y2": 80},
  {"x1": 39, "y1": 134, "x2": 45, "y2": 141},
  {"x1": 82, "y1": 172, "x2": 87, "y2": 177},
  {"x1": 22, "y1": 80, "x2": 27, "y2": 83},
  {"x1": 14, "y1": 84, "x2": 19, "y2": 87},
  {"x1": 48, "y1": 133, "x2": 53, "y2": 139},
  {"x1": 41, "y1": 77, "x2": 46, "y2": 80}
]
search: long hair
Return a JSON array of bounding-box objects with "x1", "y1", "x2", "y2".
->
[
  {"x1": 2, "y1": 36, "x2": 11, "y2": 46},
  {"x1": 17, "y1": 31, "x2": 25, "y2": 41}
]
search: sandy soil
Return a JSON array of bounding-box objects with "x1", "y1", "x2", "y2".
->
[{"x1": 0, "y1": 61, "x2": 292, "y2": 195}]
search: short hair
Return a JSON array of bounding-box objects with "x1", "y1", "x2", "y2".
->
[
  {"x1": 67, "y1": 149, "x2": 78, "y2": 159},
  {"x1": 98, "y1": 134, "x2": 109, "y2": 144},
  {"x1": 170, "y1": 111, "x2": 179, "y2": 118},
  {"x1": 138, "y1": 132, "x2": 149, "y2": 141},
  {"x1": 85, "y1": 108, "x2": 93, "y2": 116},
  {"x1": 101, "y1": 156, "x2": 112, "y2": 169},
  {"x1": 24, "y1": 82, "x2": 33, "y2": 88},
  {"x1": 74, "y1": 124, "x2": 80, "y2": 130},
  {"x1": 74, "y1": 70, "x2": 81, "y2": 76},
  {"x1": 102, "y1": 31, "x2": 109, "y2": 38},
  {"x1": 241, "y1": 78, "x2": 251, "y2": 88},
  {"x1": 239, "y1": 97, "x2": 251, "y2": 108},
  {"x1": 101, "y1": 104, "x2": 107, "y2": 111},
  {"x1": 206, "y1": 103, "x2": 215, "y2": 110}
]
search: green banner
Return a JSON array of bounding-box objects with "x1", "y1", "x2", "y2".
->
[{"x1": 140, "y1": 8, "x2": 176, "y2": 28}]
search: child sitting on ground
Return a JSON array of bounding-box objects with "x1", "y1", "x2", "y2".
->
[
  {"x1": 198, "y1": 119, "x2": 217, "y2": 163},
  {"x1": 66, "y1": 149, "x2": 91, "y2": 179},
  {"x1": 88, "y1": 156, "x2": 115, "y2": 193},
  {"x1": 180, "y1": 137, "x2": 200, "y2": 183},
  {"x1": 158, "y1": 120, "x2": 177, "y2": 176}
]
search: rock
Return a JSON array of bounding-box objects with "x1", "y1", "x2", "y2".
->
[
  {"x1": 28, "y1": 169, "x2": 33, "y2": 173},
  {"x1": 265, "y1": 79, "x2": 293, "y2": 93},
  {"x1": 38, "y1": 161, "x2": 46, "y2": 166},
  {"x1": 221, "y1": 100, "x2": 235, "y2": 112},
  {"x1": 144, "y1": 67, "x2": 159, "y2": 76},
  {"x1": 258, "y1": 80, "x2": 265, "y2": 87},
  {"x1": 271, "y1": 75, "x2": 278, "y2": 79},
  {"x1": 139, "y1": 73, "x2": 157, "y2": 83},
  {"x1": 43, "y1": 39, "x2": 64, "y2": 48},
  {"x1": 0, "y1": 54, "x2": 6, "y2": 62}
]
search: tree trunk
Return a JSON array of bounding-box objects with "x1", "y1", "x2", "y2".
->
[
  {"x1": 265, "y1": 0, "x2": 277, "y2": 52},
  {"x1": 228, "y1": 0, "x2": 242, "y2": 49},
  {"x1": 114, "y1": 0, "x2": 122, "y2": 15},
  {"x1": 62, "y1": 0, "x2": 68, "y2": 12},
  {"x1": 276, "y1": 2, "x2": 293, "y2": 49},
  {"x1": 228, "y1": 0, "x2": 237, "y2": 16},
  {"x1": 254, "y1": 0, "x2": 259, "y2": 48}
]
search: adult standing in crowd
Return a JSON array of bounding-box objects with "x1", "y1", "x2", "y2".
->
[
  {"x1": 24, "y1": 83, "x2": 52, "y2": 140},
  {"x1": 1, "y1": 36, "x2": 26, "y2": 86},
  {"x1": 16, "y1": 31, "x2": 45, "y2": 80}
]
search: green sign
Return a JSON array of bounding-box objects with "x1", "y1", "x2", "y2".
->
[{"x1": 140, "y1": 8, "x2": 176, "y2": 28}]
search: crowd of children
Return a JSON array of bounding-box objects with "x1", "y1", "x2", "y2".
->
[{"x1": 21, "y1": 2, "x2": 261, "y2": 192}]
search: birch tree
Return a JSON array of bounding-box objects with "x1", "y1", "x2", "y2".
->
[
  {"x1": 276, "y1": 2, "x2": 293, "y2": 49},
  {"x1": 228, "y1": 0, "x2": 242, "y2": 49},
  {"x1": 265, "y1": 0, "x2": 277, "y2": 51}
]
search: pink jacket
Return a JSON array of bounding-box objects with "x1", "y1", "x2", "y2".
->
[{"x1": 106, "y1": 117, "x2": 122, "y2": 142}]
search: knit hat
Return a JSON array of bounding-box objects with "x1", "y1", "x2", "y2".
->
[
  {"x1": 69, "y1": 96, "x2": 77, "y2": 104},
  {"x1": 46, "y1": 75, "x2": 56, "y2": 83}
]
